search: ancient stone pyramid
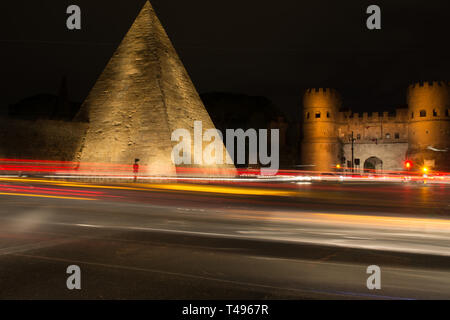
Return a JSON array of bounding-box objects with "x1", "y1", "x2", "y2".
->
[{"x1": 76, "y1": 1, "x2": 232, "y2": 175}]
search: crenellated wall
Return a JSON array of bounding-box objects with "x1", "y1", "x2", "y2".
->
[
  {"x1": 300, "y1": 81, "x2": 450, "y2": 172},
  {"x1": 336, "y1": 109, "x2": 409, "y2": 144}
]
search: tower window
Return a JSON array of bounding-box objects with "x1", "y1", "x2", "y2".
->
[
  {"x1": 411, "y1": 112, "x2": 414, "y2": 119},
  {"x1": 306, "y1": 112, "x2": 310, "y2": 119},
  {"x1": 420, "y1": 110, "x2": 426, "y2": 117},
  {"x1": 385, "y1": 133, "x2": 391, "y2": 139},
  {"x1": 327, "y1": 112, "x2": 330, "y2": 118},
  {"x1": 395, "y1": 133, "x2": 400, "y2": 139},
  {"x1": 433, "y1": 109, "x2": 438, "y2": 117},
  {"x1": 315, "y1": 112, "x2": 321, "y2": 118},
  {"x1": 446, "y1": 109, "x2": 449, "y2": 117}
]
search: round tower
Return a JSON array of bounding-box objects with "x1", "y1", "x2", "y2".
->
[
  {"x1": 407, "y1": 81, "x2": 450, "y2": 171},
  {"x1": 301, "y1": 88, "x2": 341, "y2": 171}
]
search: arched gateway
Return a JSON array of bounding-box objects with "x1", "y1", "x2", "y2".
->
[{"x1": 364, "y1": 156, "x2": 383, "y2": 172}]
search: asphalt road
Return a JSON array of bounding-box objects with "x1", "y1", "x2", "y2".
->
[{"x1": 0, "y1": 178, "x2": 449, "y2": 299}]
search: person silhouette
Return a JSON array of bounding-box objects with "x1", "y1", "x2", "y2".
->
[{"x1": 133, "y1": 158, "x2": 140, "y2": 182}]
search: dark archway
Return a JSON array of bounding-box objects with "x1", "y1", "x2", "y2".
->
[{"x1": 364, "y1": 156, "x2": 383, "y2": 173}]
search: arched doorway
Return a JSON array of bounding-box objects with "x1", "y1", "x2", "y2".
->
[{"x1": 364, "y1": 156, "x2": 383, "y2": 173}]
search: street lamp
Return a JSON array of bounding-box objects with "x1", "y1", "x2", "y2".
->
[{"x1": 349, "y1": 131, "x2": 356, "y2": 173}]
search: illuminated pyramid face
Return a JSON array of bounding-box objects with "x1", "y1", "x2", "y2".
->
[{"x1": 77, "y1": 1, "x2": 231, "y2": 175}]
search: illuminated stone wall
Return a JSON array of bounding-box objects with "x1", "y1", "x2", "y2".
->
[
  {"x1": 0, "y1": 117, "x2": 86, "y2": 161},
  {"x1": 76, "y1": 1, "x2": 232, "y2": 175},
  {"x1": 301, "y1": 88, "x2": 341, "y2": 171},
  {"x1": 407, "y1": 81, "x2": 450, "y2": 170},
  {"x1": 301, "y1": 82, "x2": 450, "y2": 171},
  {"x1": 337, "y1": 109, "x2": 409, "y2": 143},
  {"x1": 336, "y1": 109, "x2": 410, "y2": 171},
  {"x1": 342, "y1": 143, "x2": 409, "y2": 172}
]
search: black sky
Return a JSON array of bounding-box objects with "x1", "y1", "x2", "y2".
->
[{"x1": 0, "y1": 0, "x2": 448, "y2": 118}]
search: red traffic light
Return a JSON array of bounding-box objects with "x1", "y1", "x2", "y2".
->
[{"x1": 405, "y1": 160, "x2": 413, "y2": 169}]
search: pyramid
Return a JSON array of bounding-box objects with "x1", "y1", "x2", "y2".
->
[{"x1": 76, "y1": 1, "x2": 233, "y2": 175}]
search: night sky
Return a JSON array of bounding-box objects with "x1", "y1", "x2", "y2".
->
[{"x1": 0, "y1": 0, "x2": 448, "y2": 118}]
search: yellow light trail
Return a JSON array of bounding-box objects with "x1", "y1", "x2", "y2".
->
[
  {"x1": 314, "y1": 213, "x2": 450, "y2": 229},
  {"x1": 0, "y1": 177, "x2": 298, "y2": 197},
  {"x1": 0, "y1": 177, "x2": 143, "y2": 191},
  {"x1": 0, "y1": 192, "x2": 96, "y2": 201},
  {"x1": 131, "y1": 183, "x2": 298, "y2": 197},
  {"x1": 223, "y1": 209, "x2": 450, "y2": 230}
]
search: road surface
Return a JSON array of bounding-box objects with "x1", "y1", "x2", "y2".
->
[{"x1": 0, "y1": 177, "x2": 449, "y2": 299}]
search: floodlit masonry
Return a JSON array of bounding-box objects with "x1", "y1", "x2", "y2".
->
[
  {"x1": 75, "y1": 1, "x2": 234, "y2": 176},
  {"x1": 301, "y1": 81, "x2": 450, "y2": 172}
]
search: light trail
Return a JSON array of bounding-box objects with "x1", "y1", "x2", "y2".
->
[
  {"x1": 19, "y1": 211, "x2": 450, "y2": 257},
  {"x1": 131, "y1": 183, "x2": 298, "y2": 197},
  {"x1": 0, "y1": 192, "x2": 96, "y2": 201},
  {"x1": 0, "y1": 176, "x2": 448, "y2": 204},
  {"x1": 1, "y1": 157, "x2": 449, "y2": 184}
]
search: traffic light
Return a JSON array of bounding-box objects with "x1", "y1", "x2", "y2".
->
[{"x1": 404, "y1": 160, "x2": 413, "y2": 170}]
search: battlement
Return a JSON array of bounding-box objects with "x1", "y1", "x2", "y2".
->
[
  {"x1": 407, "y1": 80, "x2": 449, "y2": 113},
  {"x1": 303, "y1": 88, "x2": 342, "y2": 110},
  {"x1": 304, "y1": 88, "x2": 340, "y2": 96},
  {"x1": 408, "y1": 81, "x2": 449, "y2": 91},
  {"x1": 338, "y1": 108, "x2": 409, "y2": 123}
]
